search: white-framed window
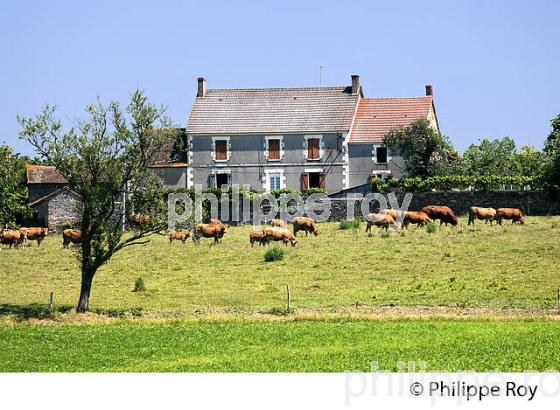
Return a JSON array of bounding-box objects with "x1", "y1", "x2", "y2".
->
[
  {"x1": 263, "y1": 169, "x2": 286, "y2": 192},
  {"x1": 211, "y1": 137, "x2": 231, "y2": 162},
  {"x1": 372, "y1": 145, "x2": 390, "y2": 164},
  {"x1": 264, "y1": 136, "x2": 284, "y2": 161},
  {"x1": 304, "y1": 135, "x2": 323, "y2": 160},
  {"x1": 211, "y1": 169, "x2": 231, "y2": 189}
]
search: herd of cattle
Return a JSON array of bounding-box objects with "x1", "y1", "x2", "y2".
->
[{"x1": 0, "y1": 206, "x2": 526, "y2": 249}]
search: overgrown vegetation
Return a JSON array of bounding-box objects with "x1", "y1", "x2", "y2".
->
[
  {"x1": 133, "y1": 277, "x2": 146, "y2": 292},
  {"x1": 339, "y1": 219, "x2": 360, "y2": 230}
]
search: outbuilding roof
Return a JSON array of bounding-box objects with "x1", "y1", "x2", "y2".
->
[
  {"x1": 186, "y1": 86, "x2": 360, "y2": 135},
  {"x1": 348, "y1": 96, "x2": 436, "y2": 144},
  {"x1": 25, "y1": 165, "x2": 68, "y2": 184}
]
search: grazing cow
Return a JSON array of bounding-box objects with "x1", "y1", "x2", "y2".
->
[
  {"x1": 402, "y1": 211, "x2": 432, "y2": 229},
  {"x1": 271, "y1": 218, "x2": 286, "y2": 227},
  {"x1": 496, "y1": 208, "x2": 526, "y2": 225},
  {"x1": 293, "y1": 217, "x2": 320, "y2": 237},
  {"x1": 421, "y1": 205, "x2": 458, "y2": 226},
  {"x1": 365, "y1": 213, "x2": 396, "y2": 232},
  {"x1": 192, "y1": 223, "x2": 227, "y2": 245},
  {"x1": 381, "y1": 208, "x2": 405, "y2": 221},
  {"x1": 20, "y1": 227, "x2": 48, "y2": 246},
  {"x1": 62, "y1": 229, "x2": 82, "y2": 248},
  {"x1": 249, "y1": 231, "x2": 267, "y2": 247},
  {"x1": 468, "y1": 207, "x2": 497, "y2": 226},
  {"x1": 0, "y1": 229, "x2": 25, "y2": 248},
  {"x1": 168, "y1": 230, "x2": 190, "y2": 244},
  {"x1": 262, "y1": 227, "x2": 298, "y2": 247}
]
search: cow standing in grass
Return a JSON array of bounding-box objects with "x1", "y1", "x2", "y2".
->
[
  {"x1": 293, "y1": 217, "x2": 319, "y2": 237},
  {"x1": 468, "y1": 207, "x2": 497, "y2": 225},
  {"x1": 402, "y1": 211, "x2": 432, "y2": 229},
  {"x1": 0, "y1": 229, "x2": 26, "y2": 248},
  {"x1": 421, "y1": 205, "x2": 458, "y2": 226},
  {"x1": 262, "y1": 227, "x2": 298, "y2": 247},
  {"x1": 365, "y1": 213, "x2": 396, "y2": 232},
  {"x1": 192, "y1": 221, "x2": 228, "y2": 245},
  {"x1": 62, "y1": 229, "x2": 82, "y2": 248},
  {"x1": 249, "y1": 231, "x2": 267, "y2": 247},
  {"x1": 20, "y1": 227, "x2": 48, "y2": 246},
  {"x1": 169, "y1": 230, "x2": 190, "y2": 244},
  {"x1": 496, "y1": 208, "x2": 526, "y2": 225}
]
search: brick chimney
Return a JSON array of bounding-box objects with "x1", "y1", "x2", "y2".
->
[
  {"x1": 351, "y1": 74, "x2": 360, "y2": 94},
  {"x1": 425, "y1": 84, "x2": 433, "y2": 96},
  {"x1": 197, "y1": 77, "x2": 207, "y2": 97}
]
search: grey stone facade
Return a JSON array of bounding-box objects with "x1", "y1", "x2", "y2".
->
[{"x1": 32, "y1": 188, "x2": 81, "y2": 232}]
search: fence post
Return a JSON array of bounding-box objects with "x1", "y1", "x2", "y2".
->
[
  {"x1": 286, "y1": 285, "x2": 291, "y2": 313},
  {"x1": 49, "y1": 291, "x2": 54, "y2": 315},
  {"x1": 557, "y1": 288, "x2": 560, "y2": 309}
]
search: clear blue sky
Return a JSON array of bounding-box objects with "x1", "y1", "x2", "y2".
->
[{"x1": 1, "y1": 0, "x2": 559, "y2": 155}]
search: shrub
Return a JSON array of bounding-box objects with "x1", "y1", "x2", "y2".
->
[
  {"x1": 264, "y1": 247, "x2": 284, "y2": 262},
  {"x1": 339, "y1": 219, "x2": 360, "y2": 230},
  {"x1": 133, "y1": 277, "x2": 146, "y2": 292},
  {"x1": 426, "y1": 223, "x2": 438, "y2": 234}
]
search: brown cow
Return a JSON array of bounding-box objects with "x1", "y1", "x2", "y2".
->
[
  {"x1": 381, "y1": 209, "x2": 405, "y2": 221},
  {"x1": 402, "y1": 211, "x2": 432, "y2": 229},
  {"x1": 20, "y1": 227, "x2": 48, "y2": 246},
  {"x1": 365, "y1": 213, "x2": 396, "y2": 232},
  {"x1": 496, "y1": 208, "x2": 526, "y2": 225},
  {"x1": 249, "y1": 231, "x2": 268, "y2": 247},
  {"x1": 62, "y1": 229, "x2": 82, "y2": 248},
  {"x1": 192, "y1": 223, "x2": 227, "y2": 245},
  {"x1": 271, "y1": 218, "x2": 286, "y2": 227},
  {"x1": 169, "y1": 230, "x2": 190, "y2": 244},
  {"x1": 262, "y1": 227, "x2": 298, "y2": 247},
  {"x1": 293, "y1": 217, "x2": 320, "y2": 237},
  {"x1": 421, "y1": 205, "x2": 458, "y2": 226},
  {"x1": 0, "y1": 229, "x2": 25, "y2": 248},
  {"x1": 468, "y1": 207, "x2": 497, "y2": 226}
]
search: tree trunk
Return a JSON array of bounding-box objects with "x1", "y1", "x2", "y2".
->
[{"x1": 76, "y1": 270, "x2": 94, "y2": 313}]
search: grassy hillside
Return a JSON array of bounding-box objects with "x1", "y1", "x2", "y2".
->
[
  {"x1": 2, "y1": 319, "x2": 560, "y2": 372},
  {"x1": 1, "y1": 216, "x2": 559, "y2": 316}
]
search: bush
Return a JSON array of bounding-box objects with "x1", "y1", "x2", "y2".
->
[
  {"x1": 133, "y1": 277, "x2": 146, "y2": 292},
  {"x1": 339, "y1": 219, "x2": 361, "y2": 230},
  {"x1": 264, "y1": 247, "x2": 284, "y2": 262},
  {"x1": 426, "y1": 223, "x2": 438, "y2": 234}
]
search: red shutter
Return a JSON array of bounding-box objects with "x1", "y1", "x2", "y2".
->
[
  {"x1": 307, "y1": 138, "x2": 320, "y2": 160},
  {"x1": 268, "y1": 139, "x2": 280, "y2": 160},
  {"x1": 215, "y1": 140, "x2": 227, "y2": 160},
  {"x1": 301, "y1": 172, "x2": 309, "y2": 191},
  {"x1": 319, "y1": 172, "x2": 326, "y2": 189}
]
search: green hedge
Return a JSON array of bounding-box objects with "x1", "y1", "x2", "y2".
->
[{"x1": 371, "y1": 175, "x2": 540, "y2": 193}]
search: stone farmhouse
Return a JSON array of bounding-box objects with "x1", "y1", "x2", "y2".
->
[{"x1": 185, "y1": 74, "x2": 439, "y2": 193}]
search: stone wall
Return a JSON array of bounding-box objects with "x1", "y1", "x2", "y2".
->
[{"x1": 46, "y1": 191, "x2": 81, "y2": 232}]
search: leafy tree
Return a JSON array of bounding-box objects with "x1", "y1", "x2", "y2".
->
[
  {"x1": 383, "y1": 118, "x2": 456, "y2": 178},
  {"x1": 543, "y1": 113, "x2": 560, "y2": 193},
  {"x1": 510, "y1": 145, "x2": 545, "y2": 177},
  {"x1": 18, "y1": 90, "x2": 178, "y2": 312},
  {"x1": 0, "y1": 144, "x2": 32, "y2": 227},
  {"x1": 462, "y1": 137, "x2": 517, "y2": 176}
]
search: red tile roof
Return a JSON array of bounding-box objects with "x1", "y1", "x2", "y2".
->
[
  {"x1": 26, "y1": 165, "x2": 68, "y2": 184},
  {"x1": 348, "y1": 96, "x2": 434, "y2": 144}
]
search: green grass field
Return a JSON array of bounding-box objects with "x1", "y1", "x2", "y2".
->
[
  {"x1": 1, "y1": 216, "x2": 559, "y2": 371},
  {"x1": 2, "y1": 319, "x2": 560, "y2": 372},
  {"x1": 1, "y1": 216, "x2": 559, "y2": 315}
]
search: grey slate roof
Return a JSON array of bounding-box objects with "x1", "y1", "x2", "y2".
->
[{"x1": 186, "y1": 86, "x2": 359, "y2": 135}]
